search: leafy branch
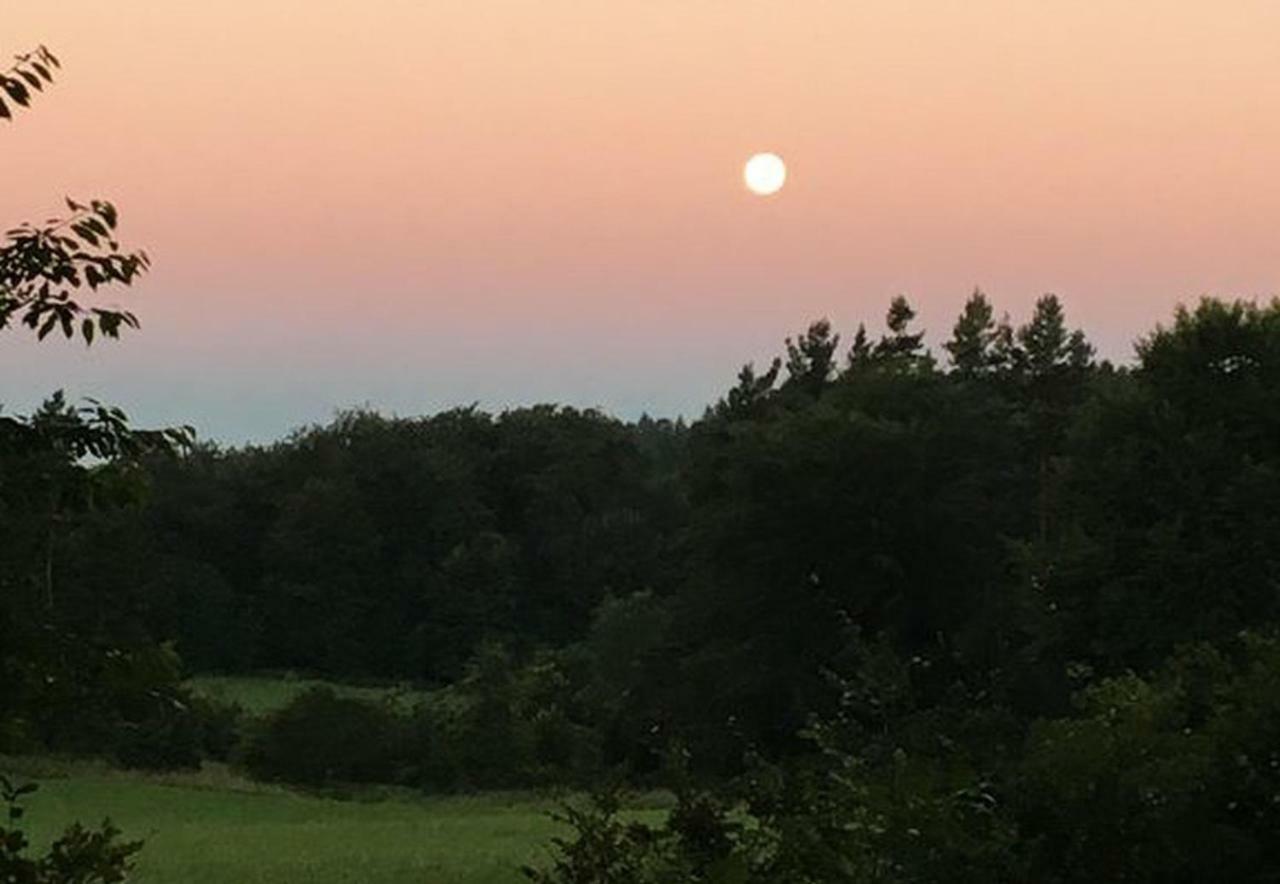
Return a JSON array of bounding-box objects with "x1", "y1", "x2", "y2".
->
[
  {"x1": 1, "y1": 199, "x2": 150, "y2": 345},
  {"x1": 1, "y1": 775, "x2": 143, "y2": 884},
  {"x1": 0, "y1": 44, "x2": 61, "y2": 120},
  {"x1": 0, "y1": 391, "x2": 194, "y2": 462}
]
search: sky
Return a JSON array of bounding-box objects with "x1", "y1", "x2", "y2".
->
[{"x1": 4, "y1": 1, "x2": 1278, "y2": 443}]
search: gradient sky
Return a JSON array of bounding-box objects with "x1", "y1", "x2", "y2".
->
[{"x1": 4, "y1": 2, "x2": 1278, "y2": 443}]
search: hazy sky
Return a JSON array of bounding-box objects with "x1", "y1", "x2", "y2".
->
[{"x1": 4, "y1": 2, "x2": 1278, "y2": 443}]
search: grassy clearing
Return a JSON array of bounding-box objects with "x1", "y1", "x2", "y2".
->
[
  {"x1": 6, "y1": 757, "x2": 669, "y2": 884},
  {"x1": 185, "y1": 674, "x2": 429, "y2": 716}
]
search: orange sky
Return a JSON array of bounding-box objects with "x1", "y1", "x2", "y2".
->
[{"x1": 4, "y1": 2, "x2": 1278, "y2": 440}]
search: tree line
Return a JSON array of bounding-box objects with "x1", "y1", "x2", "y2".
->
[{"x1": 7, "y1": 289, "x2": 1280, "y2": 762}]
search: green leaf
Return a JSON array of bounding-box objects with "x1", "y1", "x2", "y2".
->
[
  {"x1": 99, "y1": 202, "x2": 119, "y2": 229},
  {"x1": 72, "y1": 222, "x2": 99, "y2": 246},
  {"x1": 1, "y1": 77, "x2": 30, "y2": 106}
]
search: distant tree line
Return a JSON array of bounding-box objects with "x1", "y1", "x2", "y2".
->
[
  {"x1": 118, "y1": 403, "x2": 688, "y2": 680},
  {"x1": 5, "y1": 288, "x2": 1278, "y2": 746}
]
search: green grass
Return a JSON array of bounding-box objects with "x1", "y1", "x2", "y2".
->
[
  {"x1": 6, "y1": 757, "x2": 669, "y2": 884},
  {"x1": 185, "y1": 674, "x2": 429, "y2": 716}
]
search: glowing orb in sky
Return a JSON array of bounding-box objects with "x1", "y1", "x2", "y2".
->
[{"x1": 744, "y1": 152, "x2": 787, "y2": 196}]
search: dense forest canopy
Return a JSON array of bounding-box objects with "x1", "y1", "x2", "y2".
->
[{"x1": 8, "y1": 291, "x2": 1279, "y2": 740}]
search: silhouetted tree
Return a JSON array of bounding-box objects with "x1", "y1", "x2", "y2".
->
[
  {"x1": 945, "y1": 288, "x2": 1011, "y2": 376},
  {"x1": 783, "y1": 319, "x2": 839, "y2": 396},
  {"x1": 872, "y1": 295, "x2": 929, "y2": 368}
]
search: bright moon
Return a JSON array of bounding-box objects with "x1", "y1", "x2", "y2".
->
[{"x1": 744, "y1": 152, "x2": 787, "y2": 196}]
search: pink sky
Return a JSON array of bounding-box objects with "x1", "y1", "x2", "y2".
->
[{"x1": 4, "y1": 2, "x2": 1278, "y2": 441}]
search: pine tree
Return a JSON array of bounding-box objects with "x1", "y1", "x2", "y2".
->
[
  {"x1": 945, "y1": 289, "x2": 1005, "y2": 376},
  {"x1": 784, "y1": 319, "x2": 839, "y2": 395},
  {"x1": 1015, "y1": 295, "x2": 1094, "y2": 377},
  {"x1": 715, "y1": 358, "x2": 782, "y2": 418},
  {"x1": 873, "y1": 295, "x2": 930, "y2": 370},
  {"x1": 845, "y1": 322, "x2": 872, "y2": 370},
  {"x1": 1013, "y1": 294, "x2": 1095, "y2": 546}
]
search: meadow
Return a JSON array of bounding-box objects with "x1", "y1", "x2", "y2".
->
[
  {"x1": 8, "y1": 670, "x2": 659, "y2": 884},
  {"x1": 185, "y1": 674, "x2": 430, "y2": 716},
  {"x1": 9, "y1": 755, "x2": 667, "y2": 884}
]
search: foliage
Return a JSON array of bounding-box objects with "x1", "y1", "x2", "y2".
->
[
  {"x1": 241, "y1": 687, "x2": 408, "y2": 786},
  {"x1": 523, "y1": 787, "x2": 747, "y2": 884},
  {"x1": 442, "y1": 644, "x2": 602, "y2": 789},
  {"x1": 943, "y1": 288, "x2": 1010, "y2": 377},
  {"x1": 525, "y1": 630, "x2": 1280, "y2": 884},
  {"x1": 106, "y1": 406, "x2": 682, "y2": 682},
  {"x1": 0, "y1": 45, "x2": 60, "y2": 121},
  {"x1": 2, "y1": 630, "x2": 210, "y2": 772},
  {"x1": 237, "y1": 644, "x2": 608, "y2": 790},
  {"x1": 1051, "y1": 297, "x2": 1280, "y2": 667},
  {"x1": 0, "y1": 38, "x2": 191, "y2": 771},
  {"x1": 1011, "y1": 633, "x2": 1280, "y2": 882},
  {"x1": 0, "y1": 776, "x2": 142, "y2": 884},
  {"x1": 507, "y1": 293, "x2": 1280, "y2": 881},
  {"x1": 1, "y1": 199, "x2": 150, "y2": 345}
]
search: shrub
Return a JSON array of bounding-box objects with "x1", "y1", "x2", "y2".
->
[
  {"x1": 192, "y1": 694, "x2": 243, "y2": 761},
  {"x1": 0, "y1": 775, "x2": 143, "y2": 884},
  {"x1": 522, "y1": 787, "x2": 748, "y2": 884},
  {"x1": 108, "y1": 687, "x2": 242, "y2": 771},
  {"x1": 402, "y1": 700, "x2": 461, "y2": 790},
  {"x1": 1010, "y1": 635, "x2": 1280, "y2": 882},
  {"x1": 439, "y1": 643, "x2": 603, "y2": 789},
  {"x1": 241, "y1": 687, "x2": 407, "y2": 785},
  {"x1": 111, "y1": 703, "x2": 204, "y2": 771}
]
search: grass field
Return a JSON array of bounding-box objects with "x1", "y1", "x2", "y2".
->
[
  {"x1": 185, "y1": 674, "x2": 430, "y2": 716},
  {"x1": 7, "y1": 757, "x2": 667, "y2": 884},
  {"x1": 4, "y1": 676, "x2": 664, "y2": 881}
]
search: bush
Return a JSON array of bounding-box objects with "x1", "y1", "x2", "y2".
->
[
  {"x1": 108, "y1": 687, "x2": 242, "y2": 771},
  {"x1": 522, "y1": 787, "x2": 747, "y2": 884},
  {"x1": 241, "y1": 687, "x2": 407, "y2": 785},
  {"x1": 439, "y1": 644, "x2": 603, "y2": 789},
  {"x1": 402, "y1": 700, "x2": 461, "y2": 790},
  {"x1": 192, "y1": 694, "x2": 243, "y2": 761},
  {"x1": 1010, "y1": 635, "x2": 1280, "y2": 882},
  {"x1": 0, "y1": 776, "x2": 143, "y2": 884},
  {"x1": 111, "y1": 703, "x2": 204, "y2": 771},
  {"x1": 7, "y1": 636, "x2": 212, "y2": 771}
]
